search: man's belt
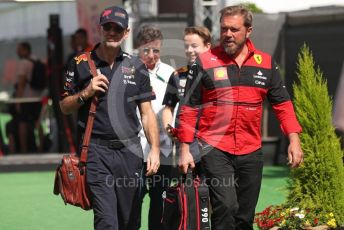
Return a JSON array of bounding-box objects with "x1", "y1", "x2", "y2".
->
[{"x1": 90, "y1": 136, "x2": 140, "y2": 149}]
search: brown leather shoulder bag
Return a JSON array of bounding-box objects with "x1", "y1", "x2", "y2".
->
[{"x1": 53, "y1": 52, "x2": 98, "y2": 210}]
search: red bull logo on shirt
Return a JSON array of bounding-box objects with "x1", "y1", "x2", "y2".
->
[{"x1": 74, "y1": 54, "x2": 88, "y2": 64}]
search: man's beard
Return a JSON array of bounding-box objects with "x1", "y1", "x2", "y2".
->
[{"x1": 223, "y1": 40, "x2": 245, "y2": 57}]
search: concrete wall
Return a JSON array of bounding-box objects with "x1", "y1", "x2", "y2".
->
[
  {"x1": 0, "y1": 2, "x2": 78, "y2": 92},
  {"x1": 0, "y1": 2, "x2": 78, "y2": 40}
]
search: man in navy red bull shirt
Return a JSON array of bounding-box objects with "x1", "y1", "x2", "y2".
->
[
  {"x1": 60, "y1": 6, "x2": 160, "y2": 230},
  {"x1": 177, "y1": 5, "x2": 303, "y2": 230}
]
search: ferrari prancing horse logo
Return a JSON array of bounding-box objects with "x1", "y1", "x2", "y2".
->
[{"x1": 254, "y1": 54, "x2": 262, "y2": 64}]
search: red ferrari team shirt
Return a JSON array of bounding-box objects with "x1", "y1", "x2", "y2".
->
[{"x1": 178, "y1": 39, "x2": 302, "y2": 155}]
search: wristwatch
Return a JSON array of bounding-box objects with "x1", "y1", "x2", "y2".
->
[{"x1": 77, "y1": 94, "x2": 86, "y2": 105}]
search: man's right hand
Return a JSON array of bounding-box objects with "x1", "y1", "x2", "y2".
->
[
  {"x1": 83, "y1": 74, "x2": 109, "y2": 98},
  {"x1": 178, "y1": 143, "x2": 195, "y2": 174},
  {"x1": 146, "y1": 148, "x2": 160, "y2": 176},
  {"x1": 166, "y1": 124, "x2": 178, "y2": 141}
]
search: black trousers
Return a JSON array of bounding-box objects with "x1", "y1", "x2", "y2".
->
[
  {"x1": 201, "y1": 146, "x2": 264, "y2": 230},
  {"x1": 140, "y1": 160, "x2": 178, "y2": 230},
  {"x1": 86, "y1": 142, "x2": 144, "y2": 230}
]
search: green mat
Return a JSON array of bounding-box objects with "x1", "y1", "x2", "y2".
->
[
  {"x1": 0, "y1": 166, "x2": 289, "y2": 230},
  {"x1": 0, "y1": 112, "x2": 11, "y2": 144}
]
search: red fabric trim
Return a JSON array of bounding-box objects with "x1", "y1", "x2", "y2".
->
[
  {"x1": 183, "y1": 187, "x2": 188, "y2": 230},
  {"x1": 194, "y1": 179, "x2": 200, "y2": 230},
  {"x1": 178, "y1": 187, "x2": 184, "y2": 230}
]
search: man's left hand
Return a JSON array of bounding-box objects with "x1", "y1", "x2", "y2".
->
[{"x1": 287, "y1": 133, "x2": 303, "y2": 168}]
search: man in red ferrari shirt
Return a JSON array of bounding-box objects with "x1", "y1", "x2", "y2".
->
[{"x1": 178, "y1": 5, "x2": 303, "y2": 230}]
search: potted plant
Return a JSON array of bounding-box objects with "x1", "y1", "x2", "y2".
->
[{"x1": 255, "y1": 44, "x2": 344, "y2": 229}]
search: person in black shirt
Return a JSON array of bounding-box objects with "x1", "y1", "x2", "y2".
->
[
  {"x1": 60, "y1": 6, "x2": 160, "y2": 230},
  {"x1": 162, "y1": 26, "x2": 211, "y2": 165}
]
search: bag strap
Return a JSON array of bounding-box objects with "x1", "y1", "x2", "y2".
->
[
  {"x1": 182, "y1": 169, "x2": 197, "y2": 230},
  {"x1": 79, "y1": 52, "x2": 99, "y2": 164},
  {"x1": 197, "y1": 182, "x2": 210, "y2": 229}
]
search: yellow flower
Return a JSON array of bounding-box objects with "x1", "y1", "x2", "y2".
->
[
  {"x1": 329, "y1": 213, "x2": 334, "y2": 218},
  {"x1": 281, "y1": 212, "x2": 286, "y2": 217},
  {"x1": 280, "y1": 219, "x2": 286, "y2": 226},
  {"x1": 327, "y1": 218, "x2": 337, "y2": 228},
  {"x1": 305, "y1": 220, "x2": 311, "y2": 226}
]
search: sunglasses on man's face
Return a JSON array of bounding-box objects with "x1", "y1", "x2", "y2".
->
[
  {"x1": 141, "y1": 47, "x2": 160, "y2": 56},
  {"x1": 102, "y1": 23, "x2": 125, "y2": 33}
]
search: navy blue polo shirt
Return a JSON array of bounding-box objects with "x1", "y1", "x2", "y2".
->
[{"x1": 61, "y1": 44, "x2": 155, "y2": 140}]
